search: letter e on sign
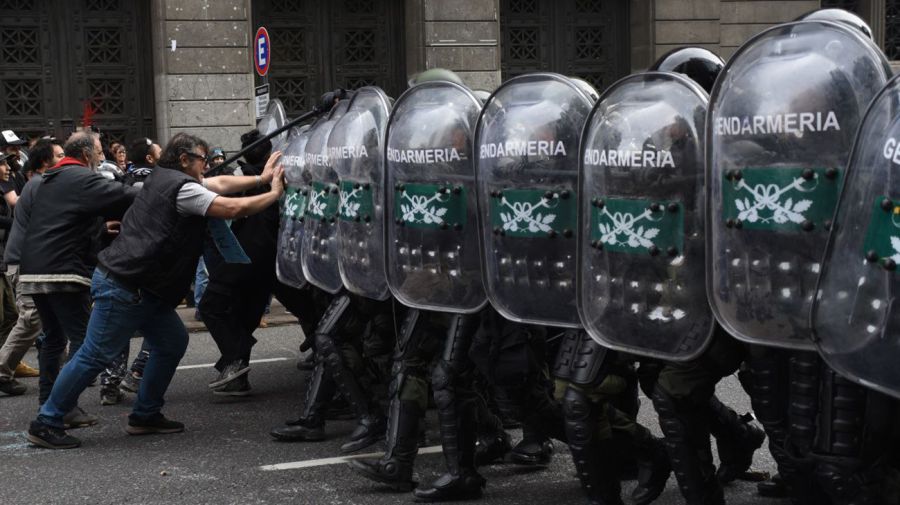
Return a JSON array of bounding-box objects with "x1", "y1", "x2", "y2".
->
[{"x1": 254, "y1": 27, "x2": 270, "y2": 77}]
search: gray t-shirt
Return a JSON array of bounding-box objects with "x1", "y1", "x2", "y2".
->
[{"x1": 176, "y1": 182, "x2": 218, "y2": 217}]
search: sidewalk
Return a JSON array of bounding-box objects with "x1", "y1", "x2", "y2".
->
[{"x1": 175, "y1": 300, "x2": 298, "y2": 333}]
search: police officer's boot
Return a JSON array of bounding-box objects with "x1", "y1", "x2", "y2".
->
[
  {"x1": 474, "y1": 396, "x2": 511, "y2": 467},
  {"x1": 707, "y1": 394, "x2": 766, "y2": 483},
  {"x1": 348, "y1": 398, "x2": 420, "y2": 491},
  {"x1": 414, "y1": 360, "x2": 485, "y2": 502},
  {"x1": 509, "y1": 422, "x2": 554, "y2": 466},
  {"x1": 563, "y1": 387, "x2": 625, "y2": 505},
  {"x1": 629, "y1": 427, "x2": 672, "y2": 505},
  {"x1": 316, "y1": 330, "x2": 386, "y2": 453},
  {"x1": 651, "y1": 386, "x2": 725, "y2": 505},
  {"x1": 270, "y1": 359, "x2": 334, "y2": 441}
]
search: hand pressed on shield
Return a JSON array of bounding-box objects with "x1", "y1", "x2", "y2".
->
[
  {"x1": 260, "y1": 151, "x2": 282, "y2": 185},
  {"x1": 269, "y1": 164, "x2": 285, "y2": 196}
]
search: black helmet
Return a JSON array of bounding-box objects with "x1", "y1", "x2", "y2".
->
[
  {"x1": 796, "y1": 8, "x2": 873, "y2": 40},
  {"x1": 649, "y1": 46, "x2": 724, "y2": 93}
]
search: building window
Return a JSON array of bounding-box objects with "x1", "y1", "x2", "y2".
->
[
  {"x1": 887, "y1": 0, "x2": 900, "y2": 59},
  {"x1": 3, "y1": 79, "x2": 42, "y2": 116},
  {"x1": 0, "y1": 28, "x2": 40, "y2": 65}
]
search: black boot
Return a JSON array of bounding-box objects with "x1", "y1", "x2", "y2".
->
[
  {"x1": 474, "y1": 397, "x2": 511, "y2": 467},
  {"x1": 349, "y1": 399, "x2": 420, "y2": 491},
  {"x1": 707, "y1": 395, "x2": 766, "y2": 483},
  {"x1": 270, "y1": 359, "x2": 334, "y2": 442},
  {"x1": 563, "y1": 387, "x2": 625, "y2": 505},
  {"x1": 651, "y1": 386, "x2": 725, "y2": 505},
  {"x1": 317, "y1": 325, "x2": 385, "y2": 453},
  {"x1": 341, "y1": 414, "x2": 386, "y2": 453},
  {"x1": 414, "y1": 339, "x2": 486, "y2": 503},
  {"x1": 629, "y1": 428, "x2": 671, "y2": 505}
]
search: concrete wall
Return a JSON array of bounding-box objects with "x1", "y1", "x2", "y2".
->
[
  {"x1": 406, "y1": 0, "x2": 502, "y2": 91},
  {"x1": 151, "y1": 0, "x2": 255, "y2": 154},
  {"x1": 639, "y1": 0, "x2": 818, "y2": 62},
  {"x1": 719, "y1": 0, "x2": 818, "y2": 59}
]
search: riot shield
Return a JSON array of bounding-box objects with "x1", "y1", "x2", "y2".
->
[
  {"x1": 276, "y1": 124, "x2": 312, "y2": 289},
  {"x1": 707, "y1": 20, "x2": 890, "y2": 349},
  {"x1": 300, "y1": 100, "x2": 350, "y2": 294},
  {"x1": 384, "y1": 81, "x2": 487, "y2": 313},
  {"x1": 257, "y1": 98, "x2": 288, "y2": 152},
  {"x1": 330, "y1": 87, "x2": 392, "y2": 301},
  {"x1": 811, "y1": 74, "x2": 900, "y2": 399},
  {"x1": 578, "y1": 72, "x2": 713, "y2": 361},
  {"x1": 475, "y1": 73, "x2": 594, "y2": 328}
]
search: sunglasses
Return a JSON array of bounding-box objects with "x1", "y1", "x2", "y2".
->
[{"x1": 184, "y1": 152, "x2": 209, "y2": 164}]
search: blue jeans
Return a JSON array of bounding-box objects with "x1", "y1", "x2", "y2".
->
[
  {"x1": 193, "y1": 257, "x2": 208, "y2": 307},
  {"x1": 37, "y1": 269, "x2": 189, "y2": 428}
]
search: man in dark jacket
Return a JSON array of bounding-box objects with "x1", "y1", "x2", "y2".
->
[
  {"x1": 26, "y1": 132, "x2": 285, "y2": 449},
  {"x1": 18, "y1": 131, "x2": 136, "y2": 427},
  {"x1": 200, "y1": 129, "x2": 279, "y2": 395}
]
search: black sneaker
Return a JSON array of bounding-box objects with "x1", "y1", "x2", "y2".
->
[
  {"x1": 0, "y1": 378, "x2": 26, "y2": 396},
  {"x1": 208, "y1": 360, "x2": 250, "y2": 389},
  {"x1": 26, "y1": 420, "x2": 81, "y2": 449},
  {"x1": 126, "y1": 413, "x2": 184, "y2": 435},
  {"x1": 212, "y1": 374, "x2": 251, "y2": 396}
]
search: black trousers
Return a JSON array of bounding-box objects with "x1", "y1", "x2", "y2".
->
[
  {"x1": 200, "y1": 279, "x2": 271, "y2": 372},
  {"x1": 32, "y1": 290, "x2": 91, "y2": 404},
  {"x1": 201, "y1": 279, "x2": 330, "y2": 372}
]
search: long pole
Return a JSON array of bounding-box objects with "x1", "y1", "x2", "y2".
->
[{"x1": 216, "y1": 89, "x2": 347, "y2": 169}]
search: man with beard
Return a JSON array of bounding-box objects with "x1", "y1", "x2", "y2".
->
[{"x1": 18, "y1": 131, "x2": 137, "y2": 427}]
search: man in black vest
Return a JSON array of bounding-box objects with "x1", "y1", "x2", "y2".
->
[{"x1": 26, "y1": 132, "x2": 285, "y2": 450}]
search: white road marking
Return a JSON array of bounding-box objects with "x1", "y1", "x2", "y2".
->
[
  {"x1": 176, "y1": 357, "x2": 290, "y2": 371},
  {"x1": 260, "y1": 445, "x2": 444, "y2": 471}
]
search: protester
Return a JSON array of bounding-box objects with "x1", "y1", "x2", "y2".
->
[
  {"x1": 18, "y1": 131, "x2": 137, "y2": 428},
  {"x1": 200, "y1": 129, "x2": 281, "y2": 396},
  {"x1": 0, "y1": 138, "x2": 64, "y2": 396},
  {"x1": 124, "y1": 137, "x2": 161, "y2": 187},
  {"x1": 110, "y1": 142, "x2": 127, "y2": 172},
  {"x1": 208, "y1": 147, "x2": 225, "y2": 170},
  {"x1": 22, "y1": 137, "x2": 63, "y2": 178},
  {"x1": 96, "y1": 136, "x2": 163, "y2": 405},
  {"x1": 0, "y1": 129, "x2": 28, "y2": 207},
  {"x1": 26, "y1": 132, "x2": 286, "y2": 449},
  {"x1": 0, "y1": 152, "x2": 20, "y2": 395}
]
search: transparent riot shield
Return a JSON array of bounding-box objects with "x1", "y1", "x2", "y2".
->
[
  {"x1": 330, "y1": 87, "x2": 392, "y2": 301},
  {"x1": 258, "y1": 98, "x2": 288, "y2": 152},
  {"x1": 300, "y1": 100, "x2": 350, "y2": 294},
  {"x1": 707, "y1": 20, "x2": 890, "y2": 349},
  {"x1": 578, "y1": 72, "x2": 713, "y2": 361},
  {"x1": 384, "y1": 81, "x2": 487, "y2": 313},
  {"x1": 475, "y1": 73, "x2": 594, "y2": 328},
  {"x1": 276, "y1": 125, "x2": 312, "y2": 290},
  {"x1": 812, "y1": 74, "x2": 900, "y2": 399}
]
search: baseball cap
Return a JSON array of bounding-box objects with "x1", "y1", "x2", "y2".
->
[{"x1": 210, "y1": 147, "x2": 225, "y2": 159}]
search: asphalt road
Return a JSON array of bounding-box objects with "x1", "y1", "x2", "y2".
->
[{"x1": 0, "y1": 324, "x2": 786, "y2": 505}]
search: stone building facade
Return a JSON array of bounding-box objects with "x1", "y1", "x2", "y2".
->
[{"x1": 0, "y1": 0, "x2": 894, "y2": 152}]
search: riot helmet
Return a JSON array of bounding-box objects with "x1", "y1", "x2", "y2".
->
[
  {"x1": 796, "y1": 8, "x2": 873, "y2": 40},
  {"x1": 650, "y1": 47, "x2": 724, "y2": 94}
]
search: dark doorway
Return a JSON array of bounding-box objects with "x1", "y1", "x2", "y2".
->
[
  {"x1": 500, "y1": 0, "x2": 629, "y2": 92},
  {"x1": 0, "y1": 0, "x2": 156, "y2": 143},
  {"x1": 252, "y1": 0, "x2": 406, "y2": 117}
]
